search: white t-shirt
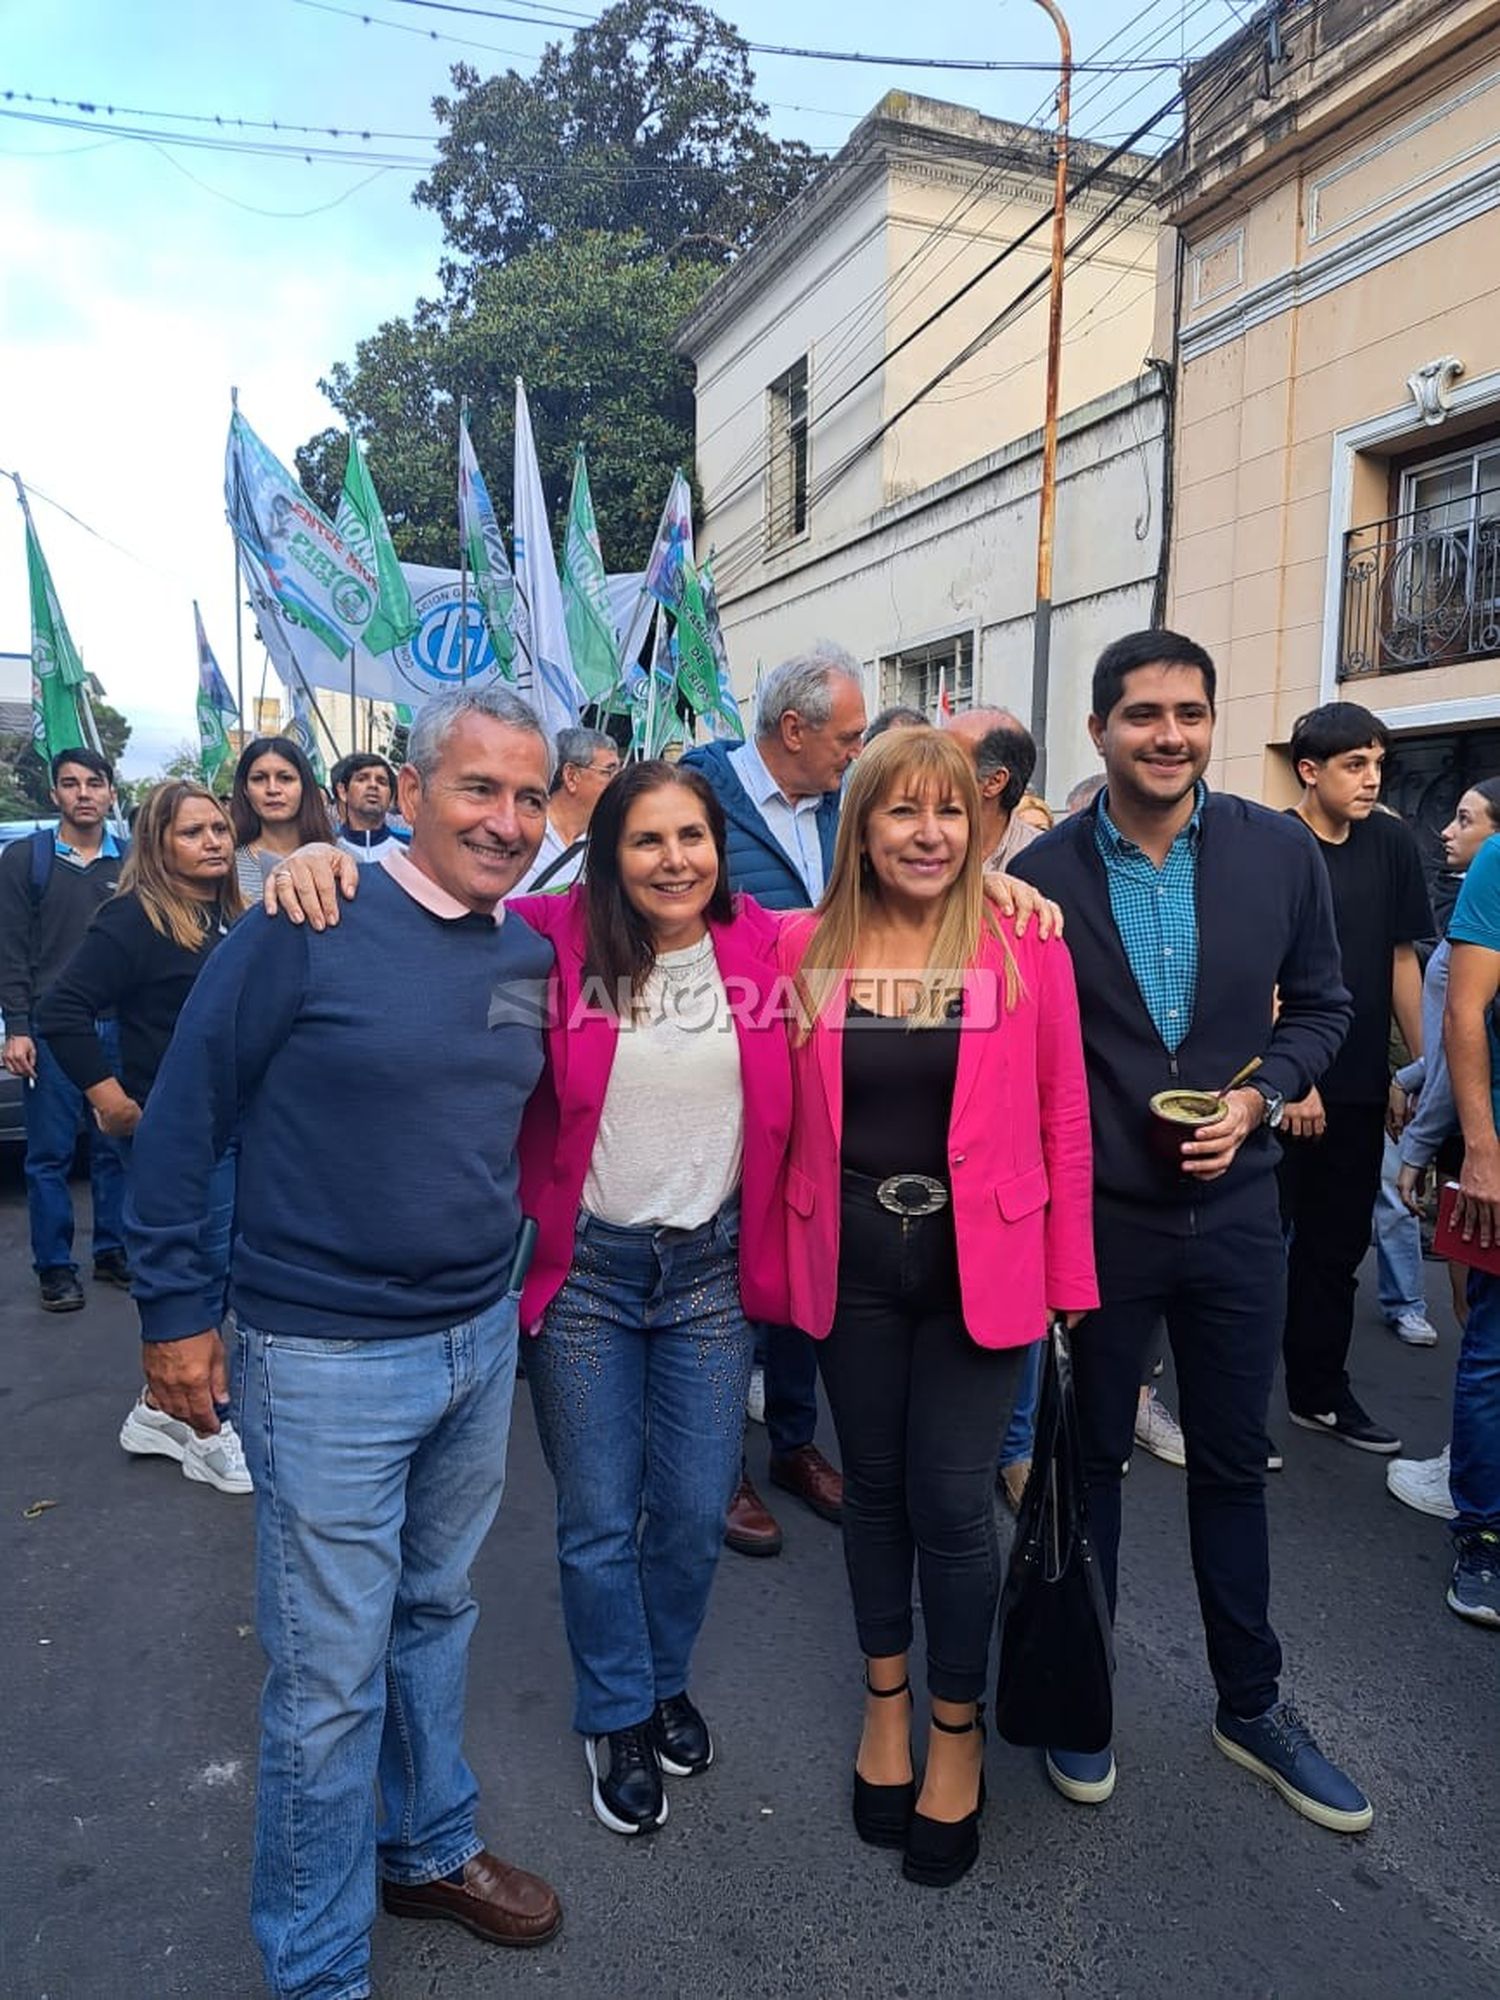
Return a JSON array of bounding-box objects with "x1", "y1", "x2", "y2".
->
[
  {"x1": 581, "y1": 934, "x2": 744, "y2": 1229},
  {"x1": 509, "y1": 819, "x2": 586, "y2": 898}
]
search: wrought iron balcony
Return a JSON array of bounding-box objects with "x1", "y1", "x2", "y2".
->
[{"x1": 1338, "y1": 491, "x2": 1500, "y2": 679}]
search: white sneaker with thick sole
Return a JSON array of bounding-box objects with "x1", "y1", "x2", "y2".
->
[
  {"x1": 1386, "y1": 1447, "x2": 1455, "y2": 1521},
  {"x1": 119, "y1": 1395, "x2": 252, "y2": 1495},
  {"x1": 1389, "y1": 1310, "x2": 1438, "y2": 1348},
  {"x1": 1134, "y1": 1389, "x2": 1186, "y2": 1467}
]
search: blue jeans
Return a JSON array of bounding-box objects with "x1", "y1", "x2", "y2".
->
[
  {"x1": 999, "y1": 1341, "x2": 1042, "y2": 1471},
  {"x1": 526, "y1": 1204, "x2": 753, "y2": 1736},
  {"x1": 1373, "y1": 1132, "x2": 1427, "y2": 1320},
  {"x1": 235, "y1": 1296, "x2": 521, "y2": 2000},
  {"x1": 23, "y1": 1025, "x2": 126, "y2": 1272},
  {"x1": 1452, "y1": 1271, "x2": 1500, "y2": 1536}
]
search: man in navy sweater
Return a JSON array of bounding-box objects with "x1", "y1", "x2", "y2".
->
[
  {"x1": 1012, "y1": 631, "x2": 1374, "y2": 1836},
  {"x1": 681, "y1": 642, "x2": 866, "y2": 1554},
  {"x1": 126, "y1": 689, "x2": 564, "y2": 1998}
]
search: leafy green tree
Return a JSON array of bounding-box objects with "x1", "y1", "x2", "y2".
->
[
  {"x1": 415, "y1": 0, "x2": 817, "y2": 295},
  {"x1": 298, "y1": 233, "x2": 713, "y2": 569},
  {"x1": 0, "y1": 697, "x2": 131, "y2": 818}
]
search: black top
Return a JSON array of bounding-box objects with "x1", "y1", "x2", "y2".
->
[
  {"x1": 840, "y1": 996, "x2": 961, "y2": 1181},
  {"x1": 1011, "y1": 792, "x2": 1352, "y2": 1229},
  {"x1": 35, "y1": 892, "x2": 227, "y2": 1106},
  {"x1": 0, "y1": 834, "x2": 124, "y2": 1036},
  {"x1": 1287, "y1": 809, "x2": 1432, "y2": 1106}
]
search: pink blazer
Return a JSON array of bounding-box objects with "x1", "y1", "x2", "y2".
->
[
  {"x1": 777, "y1": 914, "x2": 1098, "y2": 1348},
  {"x1": 513, "y1": 889, "x2": 792, "y2": 1331}
]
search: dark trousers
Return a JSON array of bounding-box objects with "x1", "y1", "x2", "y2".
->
[
  {"x1": 1278, "y1": 1099, "x2": 1386, "y2": 1413},
  {"x1": 1079, "y1": 1196, "x2": 1284, "y2": 1718},
  {"x1": 817, "y1": 1181, "x2": 1024, "y2": 1703},
  {"x1": 758, "y1": 1320, "x2": 822, "y2": 1457}
]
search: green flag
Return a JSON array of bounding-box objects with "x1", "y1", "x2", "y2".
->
[
  {"x1": 194, "y1": 602, "x2": 238, "y2": 789},
  {"x1": 561, "y1": 447, "x2": 620, "y2": 703},
  {"x1": 671, "y1": 558, "x2": 721, "y2": 721},
  {"x1": 334, "y1": 435, "x2": 418, "y2": 656},
  {"x1": 458, "y1": 412, "x2": 516, "y2": 679},
  {"x1": 698, "y1": 556, "x2": 744, "y2": 740},
  {"x1": 19, "y1": 487, "x2": 89, "y2": 765}
]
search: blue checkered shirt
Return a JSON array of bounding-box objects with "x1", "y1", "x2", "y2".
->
[{"x1": 1094, "y1": 784, "x2": 1205, "y2": 1052}]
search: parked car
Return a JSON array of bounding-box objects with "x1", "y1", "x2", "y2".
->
[{"x1": 0, "y1": 821, "x2": 58, "y2": 1148}]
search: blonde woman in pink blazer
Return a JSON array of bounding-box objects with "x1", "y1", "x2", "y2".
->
[{"x1": 777, "y1": 727, "x2": 1097, "y2": 1888}]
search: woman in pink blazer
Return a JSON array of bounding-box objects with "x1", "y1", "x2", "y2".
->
[
  {"x1": 778, "y1": 727, "x2": 1096, "y2": 1888},
  {"x1": 513, "y1": 760, "x2": 792, "y2": 1841}
]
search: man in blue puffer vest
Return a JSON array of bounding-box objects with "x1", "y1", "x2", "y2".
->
[{"x1": 681, "y1": 642, "x2": 868, "y2": 1554}]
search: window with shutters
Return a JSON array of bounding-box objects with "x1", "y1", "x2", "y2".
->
[{"x1": 766, "y1": 356, "x2": 810, "y2": 548}]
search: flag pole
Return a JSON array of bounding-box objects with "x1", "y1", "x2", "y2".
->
[
  {"x1": 230, "y1": 387, "x2": 247, "y2": 743},
  {"x1": 347, "y1": 439, "x2": 359, "y2": 758},
  {"x1": 458, "y1": 396, "x2": 470, "y2": 686}
]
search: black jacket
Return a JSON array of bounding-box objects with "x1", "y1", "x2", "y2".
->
[
  {"x1": 0, "y1": 831, "x2": 124, "y2": 1036},
  {"x1": 1010, "y1": 791, "x2": 1352, "y2": 1224}
]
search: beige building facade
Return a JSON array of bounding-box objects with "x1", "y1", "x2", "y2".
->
[
  {"x1": 1161, "y1": 0, "x2": 1500, "y2": 819},
  {"x1": 676, "y1": 93, "x2": 1161, "y2": 795}
]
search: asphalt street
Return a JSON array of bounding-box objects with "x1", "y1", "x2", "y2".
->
[{"x1": 2, "y1": 1158, "x2": 1496, "y2": 2000}]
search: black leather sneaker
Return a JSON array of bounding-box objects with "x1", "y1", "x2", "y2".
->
[
  {"x1": 1289, "y1": 1392, "x2": 1400, "y2": 1455},
  {"x1": 39, "y1": 1267, "x2": 84, "y2": 1312},
  {"x1": 584, "y1": 1725, "x2": 667, "y2": 1835},
  {"x1": 651, "y1": 1692, "x2": 713, "y2": 1776},
  {"x1": 92, "y1": 1250, "x2": 131, "y2": 1290}
]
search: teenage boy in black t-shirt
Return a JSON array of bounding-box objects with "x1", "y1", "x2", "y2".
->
[{"x1": 1279, "y1": 702, "x2": 1432, "y2": 1452}]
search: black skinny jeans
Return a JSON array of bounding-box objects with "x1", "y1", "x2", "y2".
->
[{"x1": 817, "y1": 1179, "x2": 1025, "y2": 1704}]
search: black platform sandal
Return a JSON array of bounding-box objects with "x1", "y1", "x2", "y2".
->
[
  {"x1": 901, "y1": 1704, "x2": 987, "y2": 1887},
  {"x1": 852, "y1": 1675, "x2": 916, "y2": 1848}
]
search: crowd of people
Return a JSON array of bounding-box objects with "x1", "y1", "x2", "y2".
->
[{"x1": 1, "y1": 629, "x2": 1497, "y2": 2000}]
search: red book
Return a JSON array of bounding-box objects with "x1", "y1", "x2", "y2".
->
[{"x1": 1434, "y1": 1182, "x2": 1500, "y2": 1277}]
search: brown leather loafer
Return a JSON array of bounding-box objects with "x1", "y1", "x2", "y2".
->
[
  {"x1": 381, "y1": 1849, "x2": 562, "y2": 1948},
  {"x1": 724, "y1": 1472, "x2": 783, "y2": 1556},
  {"x1": 769, "y1": 1444, "x2": 843, "y2": 1524}
]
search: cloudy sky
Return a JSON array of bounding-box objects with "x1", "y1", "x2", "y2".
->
[{"x1": 0, "y1": 0, "x2": 1247, "y2": 775}]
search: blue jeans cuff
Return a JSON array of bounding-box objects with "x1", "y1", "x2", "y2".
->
[{"x1": 379, "y1": 1834, "x2": 483, "y2": 1887}]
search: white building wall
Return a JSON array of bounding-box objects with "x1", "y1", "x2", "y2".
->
[{"x1": 714, "y1": 374, "x2": 1166, "y2": 804}]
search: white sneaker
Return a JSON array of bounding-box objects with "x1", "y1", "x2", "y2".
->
[
  {"x1": 183, "y1": 1422, "x2": 253, "y2": 1495},
  {"x1": 120, "y1": 1393, "x2": 194, "y2": 1462},
  {"x1": 119, "y1": 1394, "x2": 252, "y2": 1495},
  {"x1": 1390, "y1": 1310, "x2": 1438, "y2": 1348},
  {"x1": 1386, "y1": 1447, "x2": 1455, "y2": 1521},
  {"x1": 746, "y1": 1365, "x2": 766, "y2": 1426},
  {"x1": 1134, "y1": 1388, "x2": 1186, "y2": 1467}
]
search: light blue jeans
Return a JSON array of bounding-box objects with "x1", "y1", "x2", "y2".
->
[
  {"x1": 235, "y1": 1296, "x2": 520, "y2": 2000},
  {"x1": 526, "y1": 1203, "x2": 753, "y2": 1736},
  {"x1": 1373, "y1": 1132, "x2": 1427, "y2": 1321}
]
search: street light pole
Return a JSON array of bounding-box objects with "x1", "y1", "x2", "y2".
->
[{"x1": 1029, "y1": 0, "x2": 1072, "y2": 795}]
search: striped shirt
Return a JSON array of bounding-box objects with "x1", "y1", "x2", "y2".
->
[{"x1": 1094, "y1": 784, "x2": 1205, "y2": 1052}]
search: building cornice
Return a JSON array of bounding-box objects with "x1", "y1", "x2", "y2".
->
[{"x1": 674, "y1": 92, "x2": 1154, "y2": 361}]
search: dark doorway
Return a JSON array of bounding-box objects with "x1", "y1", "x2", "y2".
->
[{"x1": 1384, "y1": 723, "x2": 1500, "y2": 933}]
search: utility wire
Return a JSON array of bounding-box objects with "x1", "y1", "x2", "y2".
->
[{"x1": 381, "y1": 0, "x2": 1183, "y2": 72}]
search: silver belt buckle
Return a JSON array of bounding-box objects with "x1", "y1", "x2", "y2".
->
[{"x1": 875, "y1": 1173, "x2": 949, "y2": 1217}]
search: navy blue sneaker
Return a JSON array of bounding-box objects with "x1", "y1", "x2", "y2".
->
[
  {"x1": 1447, "y1": 1530, "x2": 1500, "y2": 1629},
  {"x1": 1213, "y1": 1701, "x2": 1372, "y2": 1833},
  {"x1": 1044, "y1": 1745, "x2": 1116, "y2": 1804}
]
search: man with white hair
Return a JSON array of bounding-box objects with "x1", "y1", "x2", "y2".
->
[
  {"x1": 681, "y1": 640, "x2": 868, "y2": 1553},
  {"x1": 124, "y1": 687, "x2": 565, "y2": 1997}
]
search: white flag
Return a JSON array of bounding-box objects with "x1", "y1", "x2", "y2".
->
[{"x1": 511, "y1": 377, "x2": 584, "y2": 737}]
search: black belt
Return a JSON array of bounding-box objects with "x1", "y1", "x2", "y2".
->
[{"x1": 844, "y1": 1169, "x2": 950, "y2": 1217}]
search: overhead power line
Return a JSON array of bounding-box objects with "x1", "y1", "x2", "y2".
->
[{"x1": 380, "y1": 0, "x2": 1184, "y2": 72}]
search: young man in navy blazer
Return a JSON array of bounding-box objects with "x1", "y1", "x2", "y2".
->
[{"x1": 1011, "y1": 630, "x2": 1374, "y2": 1835}]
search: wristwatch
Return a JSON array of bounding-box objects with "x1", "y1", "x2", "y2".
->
[{"x1": 1249, "y1": 1079, "x2": 1286, "y2": 1130}]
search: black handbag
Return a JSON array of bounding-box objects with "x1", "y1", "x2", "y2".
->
[{"x1": 993, "y1": 1321, "x2": 1115, "y2": 1752}]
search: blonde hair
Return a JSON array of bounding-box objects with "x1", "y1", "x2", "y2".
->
[
  {"x1": 796, "y1": 727, "x2": 1017, "y2": 1034},
  {"x1": 120, "y1": 780, "x2": 243, "y2": 950},
  {"x1": 1015, "y1": 790, "x2": 1055, "y2": 831}
]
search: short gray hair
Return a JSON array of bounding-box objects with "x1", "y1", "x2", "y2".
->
[
  {"x1": 406, "y1": 687, "x2": 556, "y2": 785},
  {"x1": 555, "y1": 725, "x2": 616, "y2": 773},
  {"x1": 755, "y1": 641, "x2": 864, "y2": 738}
]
